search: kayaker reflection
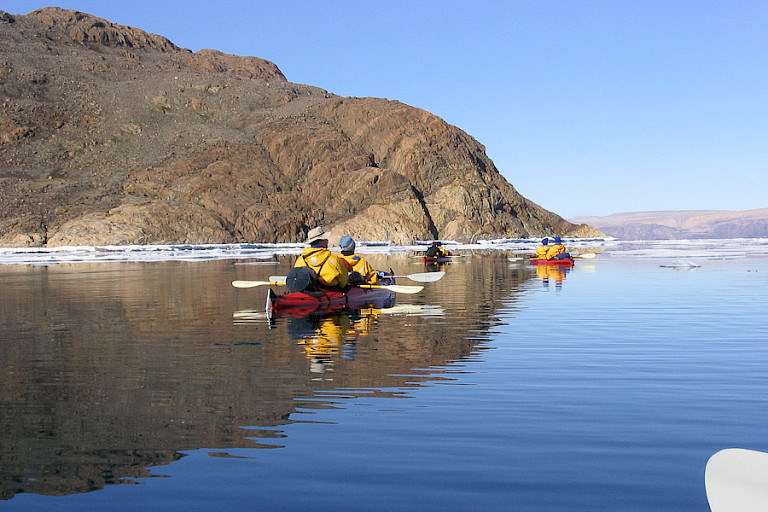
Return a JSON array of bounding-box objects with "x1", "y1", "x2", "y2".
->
[
  {"x1": 338, "y1": 236, "x2": 378, "y2": 284},
  {"x1": 536, "y1": 264, "x2": 568, "y2": 289},
  {"x1": 289, "y1": 310, "x2": 378, "y2": 373},
  {"x1": 291, "y1": 226, "x2": 349, "y2": 291},
  {"x1": 536, "y1": 237, "x2": 572, "y2": 261}
]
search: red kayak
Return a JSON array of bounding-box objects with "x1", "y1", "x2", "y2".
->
[
  {"x1": 529, "y1": 258, "x2": 574, "y2": 267},
  {"x1": 267, "y1": 278, "x2": 396, "y2": 319}
]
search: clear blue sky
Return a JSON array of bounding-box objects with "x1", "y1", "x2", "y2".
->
[{"x1": 7, "y1": 1, "x2": 768, "y2": 218}]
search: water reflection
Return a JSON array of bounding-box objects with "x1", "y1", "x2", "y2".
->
[
  {"x1": 533, "y1": 264, "x2": 571, "y2": 289},
  {"x1": 0, "y1": 253, "x2": 534, "y2": 500}
]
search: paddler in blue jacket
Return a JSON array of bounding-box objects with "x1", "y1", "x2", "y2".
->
[
  {"x1": 293, "y1": 226, "x2": 348, "y2": 289},
  {"x1": 338, "y1": 236, "x2": 379, "y2": 284}
]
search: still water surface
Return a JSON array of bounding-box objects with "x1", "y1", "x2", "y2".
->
[{"x1": 1, "y1": 249, "x2": 768, "y2": 510}]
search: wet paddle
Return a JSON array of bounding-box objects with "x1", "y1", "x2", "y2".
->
[
  {"x1": 358, "y1": 283, "x2": 423, "y2": 294},
  {"x1": 232, "y1": 280, "x2": 284, "y2": 288},
  {"x1": 392, "y1": 271, "x2": 445, "y2": 282},
  {"x1": 706, "y1": 448, "x2": 768, "y2": 512},
  {"x1": 268, "y1": 271, "x2": 444, "y2": 283},
  {"x1": 232, "y1": 280, "x2": 423, "y2": 294}
]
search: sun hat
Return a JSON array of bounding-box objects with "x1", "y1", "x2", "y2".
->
[
  {"x1": 339, "y1": 235, "x2": 355, "y2": 253},
  {"x1": 305, "y1": 226, "x2": 327, "y2": 244}
]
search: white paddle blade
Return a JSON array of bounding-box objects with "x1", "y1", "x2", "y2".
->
[
  {"x1": 573, "y1": 253, "x2": 596, "y2": 259},
  {"x1": 403, "y1": 271, "x2": 445, "y2": 282},
  {"x1": 706, "y1": 448, "x2": 768, "y2": 512},
  {"x1": 361, "y1": 284, "x2": 423, "y2": 294},
  {"x1": 232, "y1": 280, "x2": 282, "y2": 288},
  {"x1": 273, "y1": 272, "x2": 443, "y2": 284}
]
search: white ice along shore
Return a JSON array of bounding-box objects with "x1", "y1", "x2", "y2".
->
[{"x1": 0, "y1": 238, "x2": 767, "y2": 266}]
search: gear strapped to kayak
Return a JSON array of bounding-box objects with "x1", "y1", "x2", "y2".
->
[{"x1": 285, "y1": 266, "x2": 318, "y2": 292}]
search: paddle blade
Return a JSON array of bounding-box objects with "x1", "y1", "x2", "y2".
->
[
  {"x1": 232, "y1": 280, "x2": 284, "y2": 288},
  {"x1": 573, "y1": 253, "x2": 596, "y2": 259},
  {"x1": 360, "y1": 284, "x2": 424, "y2": 294},
  {"x1": 401, "y1": 271, "x2": 445, "y2": 282},
  {"x1": 706, "y1": 448, "x2": 768, "y2": 512}
]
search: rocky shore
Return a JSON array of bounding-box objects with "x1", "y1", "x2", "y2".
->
[{"x1": 0, "y1": 7, "x2": 602, "y2": 247}]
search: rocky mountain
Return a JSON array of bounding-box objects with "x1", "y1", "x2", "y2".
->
[
  {"x1": 571, "y1": 208, "x2": 768, "y2": 240},
  {"x1": 0, "y1": 7, "x2": 600, "y2": 247}
]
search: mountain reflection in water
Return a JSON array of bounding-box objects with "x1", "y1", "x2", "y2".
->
[{"x1": 0, "y1": 253, "x2": 529, "y2": 500}]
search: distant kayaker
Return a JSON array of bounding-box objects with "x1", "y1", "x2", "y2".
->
[
  {"x1": 425, "y1": 241, "x2": 449, "y2": 259},
  {"x1": 338, "y1": 236, "x2": 379, "y2": 284},
  {"x1": 546, "y1": 236, "x2": 572, "y2": 260},
  {"x1": 535, "y1": 238, "x2": 550, "y2": 259},
  {"x1": 293, "y1": 226, "x2": 348, "y2": 289}
]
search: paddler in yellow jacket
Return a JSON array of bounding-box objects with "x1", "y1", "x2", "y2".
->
[
  {"x1": 535, "y1": 238, "x2": 551, "y2": 259},
  {"x1": 546, "y1": 236, "x2": 572, "y2": 260},
  {"x1": 338, "y1": 236, "x2": 379, "y2": 284},
  {"x1": 293, "y1": 226, "x2": 348, "y2": 289}
]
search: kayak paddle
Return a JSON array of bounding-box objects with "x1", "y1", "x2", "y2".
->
[
  {"x1": 706, "y1": 448, "x2": 768, "y2": 512},
  {"x1": 233, "y1": 280, "x2": 422, "y2": 294},
  {"x1": 232, "y1": 280, "x2": 285, "y2": 288},
  {"x1": 359, "y1": 284, "x2": 423, "y2": 294},
  {"x1": 268, "y1": 271, "x2": 444, "y2": 283},
  {"x1": 392, "y1": 271, "x2": 445, "y2": 282}
]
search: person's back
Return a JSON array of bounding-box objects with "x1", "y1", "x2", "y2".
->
[
  {"x1": 426, "y1": 241, "x2": 448, "y2": 259},
  {"x1": 536, "y1": 238, "x2": 550, "y2": 259},
  {"x1": 294, "y1": 227, "x2": 348, "y2": 288},
  {"x1": 338, "y1": 236, "x2": 378, "y2": 284},
  {"x1": 546, "y1": 236, "x2": 570, "y2": 260}
]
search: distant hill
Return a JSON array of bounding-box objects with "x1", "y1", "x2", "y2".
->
[
  {"x1": 0, "y1": 7, "x2": 602, "y2": 247},
  {"x1": 571, "y1": 208, "x2": 768, "y2": 239}
]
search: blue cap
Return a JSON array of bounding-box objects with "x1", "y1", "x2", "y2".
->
[
  {"x1": 542, "y1": 238, "x2": 549, "y2": 245},
  {"x1": 340, "y1": 235, "x2": 355, "y2": 252},
  {"x1": 554, "y1": 236, "x2": 561, "y2": 244}
]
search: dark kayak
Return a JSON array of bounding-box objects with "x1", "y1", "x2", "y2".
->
[
  {"x1": 423, "y1": 256, "x2": 452, "y2": 264},
  {"x1": 267, "y1": 277, "x2": 396, "y2": 319},
  {"x1": 529, "y1": 258, "x2": 574, "y2": 267}
]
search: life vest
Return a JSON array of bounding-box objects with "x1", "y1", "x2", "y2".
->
[
  {"x1": 294, "y1": 247, "x2": 348, "y2": 288},
  {"x1": 546, "y1": 244, "x2": 566, "y2": 260},
  {"x1": 338, "y1": 253, "x2": 378, "y2": 284}
]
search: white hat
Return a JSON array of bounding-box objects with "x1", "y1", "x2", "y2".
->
[{"x1": 305, "y1": 226, "x2": 327, "y2": 244}]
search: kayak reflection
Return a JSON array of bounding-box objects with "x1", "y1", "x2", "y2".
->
[
  {"x1": 535, "y1": 263, "x2": 571, "y2": 289},
  {"x1": 289, "y1": 310, "x2": 374, "y2": 373}
]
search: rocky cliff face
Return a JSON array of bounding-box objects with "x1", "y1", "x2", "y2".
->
[{"x1": 0, "y1": 7, "x2": 600, "y2": 247}]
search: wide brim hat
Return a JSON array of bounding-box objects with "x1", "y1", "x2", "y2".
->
[{"x1": 305, "y1": 226, "x2": 327, "y2": 244}]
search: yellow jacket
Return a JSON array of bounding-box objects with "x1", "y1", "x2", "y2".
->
[
  {"x1": 294, "y1": 247, "x2": 349, "y2": 288},
  {"x1": 546, "y1": 244, "x2": 566, "y2": 260},
  {"x1": 338, "y1": 253, "x2": 379, "y2": 283},
  {"x1": 535, "y1": 244, "x2": 550, "y2": 259}
]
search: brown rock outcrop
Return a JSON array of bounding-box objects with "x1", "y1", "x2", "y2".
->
[{"x1": 0, "y1": 7, "x2": 599, "y2": 247}]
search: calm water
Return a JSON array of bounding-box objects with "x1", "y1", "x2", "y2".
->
[{"x1": 1, "y1": 248, "x2": 767, "y2": 511}]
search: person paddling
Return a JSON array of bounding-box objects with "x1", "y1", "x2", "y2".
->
[
  {"x1": 291, "y1": 226, "x2": 348, "y2": 290},
  {"x1": 338, "y1": 236, "x2": 379, "y2": 284},
  {"x1": 535, "y1": 238, "x2": 550, "y2": 259},
  {"x1": 425, "y1": 241, "x2": 449, "y2": 259},
  {"x1": 546, "y1": 236, "x2": 572, "y2": 260}
]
